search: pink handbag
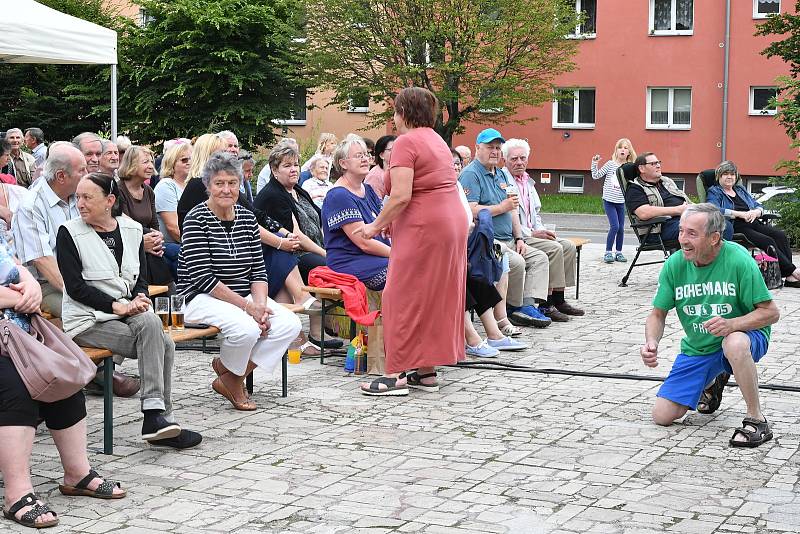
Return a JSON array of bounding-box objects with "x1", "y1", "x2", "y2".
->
[{"x1": 0, "y1": 314, "x2": 97, "y2": 402}]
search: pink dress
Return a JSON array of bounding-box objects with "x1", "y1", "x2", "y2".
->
[
  {"x1": 364, "y1": 165, "x2": 386, "y2": 199},
  {"x1": 383, "y1": 128, "x2": 467, "y2": 373}
]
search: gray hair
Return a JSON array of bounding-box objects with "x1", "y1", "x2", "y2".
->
[
  {"x1": 201, "y1": 151, "x2": 242, "y2": 188},
  {"x1": 332, "y1": 134, "x2": 368, "y2": 173},
  {"x1": 72, "y1": 132, "x2": 101, "y2": 151},
  {"x1": 501, "y1": 138, "x2": 530, "y2": 160},
  {"x1": 682, "y1": 203, "x2": 726, "y2": 236},
  {"x1": 115, "y1": 135, "x2": 132, "y2": 152},
  {"x1": 101, "y1": 139, "x2": 117, "y2": 152},
  {"x1": 217, "y1": 130, "x2": 237, "y2": 142},
  {"x1": 43, "y1": 141, "x2": 78, "y2": 183},
  {"x1": 268, "y1": 141, "x2": 300, "y2": 171},
  {"x1": 24, "y1": 127, "x2": 44, "y2": 143},
  {"x1": 715, "y1": 160, "x2": 738, "y2": 183},
  {"x1": 5, "y1": 128, "x2": 22, "y2": 137}
]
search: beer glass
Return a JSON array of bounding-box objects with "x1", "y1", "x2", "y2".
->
[
  {"x1": 170, "y1": 295, "x2": 185, "y2": 332},
  {"x1": 155, "y1": 297, "x2": 170, "y2": 331}
]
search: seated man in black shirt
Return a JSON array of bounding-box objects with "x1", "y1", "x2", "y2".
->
[{"x1": 625, "y1": 152, "x2": 692, "y2": 242}]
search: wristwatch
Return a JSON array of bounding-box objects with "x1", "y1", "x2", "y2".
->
[{"x1": 514, "y1": 237, "x2": 523, "y2": 242}]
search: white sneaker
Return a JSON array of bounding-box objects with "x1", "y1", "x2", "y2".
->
[
  {"x1": 487, "y1": 336, "x2": 527, "y2": 352},
  {"x1": 465, "y1": 339, "x2": 500, "y2": 358}
]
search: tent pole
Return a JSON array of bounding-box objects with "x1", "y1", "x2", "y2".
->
[{"x1": 111, "y1": 64, "x2": 118, "y2": 140}]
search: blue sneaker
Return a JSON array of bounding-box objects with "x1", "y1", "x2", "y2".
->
[
  {"x1": 465, "y1": 339, "x2": 500, "y2": 358},
  {"x1": 517, "y1": 305, "x2": 552, "y2": 328},
  {"x1": 487, "y1": 336, "x2": 527, "y2": 352}
]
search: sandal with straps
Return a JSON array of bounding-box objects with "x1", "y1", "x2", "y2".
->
[
  {"x1": 3, "y1": 492, "x2": 59, "y2": 528},
  {"x1": 730, "y1": 417, "x2": 773, "y2": 448},
  {"x1": 360, "y1": 373, "x2": 409, "y2": 396},
  {"x1": 406, "y1": 370, "x2": 439, "y2": 392},
  {"x1": 59, "y1": 469, "x2": 126, "y2": 499},
  {"x1": 697, "y1": 372, "x2": 730, "y2": 414}
]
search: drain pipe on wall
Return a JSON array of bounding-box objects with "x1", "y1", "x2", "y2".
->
[{"x1": 722, "y1": 0, "x2": 731, "y2": 160}]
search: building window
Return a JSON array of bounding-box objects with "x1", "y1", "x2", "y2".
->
[
  {"x1": 138, "y1": 8, "x2": 155, "y2": 27},
  {"x1": 273, "y1": 88, "x2": 307, "y2": 125},
  {"x1": 568, "y1": 0, "x2": 597, "y2": 38},
  {"x1": 560, "y1": 174, "x2": 585, "y2": 193},
  {"x1": 650, "y1": 0, "x2": 693, "y2": 35},
  {"x1": 671, "y1": 178, "x2": 686, "y2": 191},
  {"x1": 750, "y1": 87, "x2": 778, "y2": 115},
  {"x1": 747, "y1": 179, "x2": 769, "y2": 195},
  {"x1": 347, "y1": 90, "x2": 369, "y2": 113},
  {"x1": 552, "y1": 88, "x2": 595, "y2": 128},
  {"x1": 754, "y1": 0, "x2": 780, "y2": 18},
  {"x1": 647, "y1": 87, "x2": 691, "y2": 129}
]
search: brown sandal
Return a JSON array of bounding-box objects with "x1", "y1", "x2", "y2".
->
[
  {"x1": 212, "y1": 377, "x2": 256, "y2": 411},
  {"x1": 211, "y1": 358, "x2": 249, "y2": 398}
]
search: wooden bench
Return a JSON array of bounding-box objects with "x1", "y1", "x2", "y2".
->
[{"x1": 566, "y1": 237, "x2": 590, "y2": 300}]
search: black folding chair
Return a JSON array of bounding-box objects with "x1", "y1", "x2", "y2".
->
[{"x1": 617, "y1": 163, "x2": 680, "y2": 287}]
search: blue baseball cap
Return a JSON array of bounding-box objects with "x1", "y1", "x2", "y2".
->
[{"x1": 476, "y1": 128, "x2": 505, "y2": 145}]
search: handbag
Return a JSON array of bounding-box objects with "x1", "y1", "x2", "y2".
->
[
  {"x1": 0, "y1": 314, "x2": 97, "y2": 402},
  {"x1": 754, "y1": 246, "x2": 783, "y2": 290}
]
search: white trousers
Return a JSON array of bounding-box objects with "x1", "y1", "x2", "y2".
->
[{"x1": 185, "y1": 293, "x2": 302, "y2": 376}]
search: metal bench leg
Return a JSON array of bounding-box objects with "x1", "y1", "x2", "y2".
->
[
  {"x1": 281, "y1": 352, "x2": 288, "y2": 397},
  {"x1": 319, "y1": 299, "x2": 327, "y2": 365},
  {"x1": 103, "y1": 358, "x2": 113, "y2": 455},
  {"x1": 246, "y1": 371, "x2": 253, "y2": 395}
]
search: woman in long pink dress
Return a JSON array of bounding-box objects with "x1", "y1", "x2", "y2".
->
[{"x1": 359, "y1": 87, "x2": 467, "y2": 396}]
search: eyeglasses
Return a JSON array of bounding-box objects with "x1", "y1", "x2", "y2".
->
[
  {"x1": 179, "y1": 157, "x2": 191, "y2": 164},
  {"x1": 238, "y1": 155, "x2": 253, "y2": 161},
  {"x1": 349, "y1": 153, "x2": 371, "y2": 160},
  {"x1": 644, "y1": 160, "x2": 662, "y2": 167}
]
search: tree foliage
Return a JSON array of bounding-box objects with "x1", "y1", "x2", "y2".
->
[
  {"x1": 122, "y1": 0, "x2": 306, "y2": 148},
  {"x1": 0, "y1": 0, "x2": 133, "y2": 141},
  {"x1": 303, "y1": 0, "x2": 580, "y2": 144},
  {"x1": 757, "y1": 5, "x2": 800, "y2": 244}
]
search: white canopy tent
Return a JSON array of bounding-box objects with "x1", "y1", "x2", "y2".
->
[{"x1": 0, "y1": 0, "x2": 119, "y2": 138}]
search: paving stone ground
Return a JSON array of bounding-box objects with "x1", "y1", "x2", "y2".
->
[{"x1": 8, "y1": 244, "x2": 800, "y2": 533}]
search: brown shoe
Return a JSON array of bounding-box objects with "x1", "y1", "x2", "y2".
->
[
  {"x1": 555, "y1": 302, "x2": 585, "y2": 316},
  {"x1": 212, "y1": 377, "x2": 256, "y2": 411},
  {"x1": 540, "y1": 305, "x2": 570, "y2": 322},
  {"x1": 212, "y1": 358, "x2": 250, "y2": 398},
  {"x1": 111, "y1": 371, "x2": 140, "y2": 397}
]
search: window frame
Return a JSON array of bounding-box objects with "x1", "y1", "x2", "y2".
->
[
  {"x1": 138, "y1": 8, "x2": 155, "y2": 28},
  {"x1": 347, "y1": 90, "x2": 370, "y2": 113},
  {"x1": 559, "y1": 173, "x2": 585, "y2": 194},
  {"x1": 747, "y1": 179, "x2": 770, "y2": 195},
  {"x1": 753, "y1": 0, "x2": 780, "y2": 19},
  {"x1": 552, "y1": 88, "x2": 596, "y2": 129},
  {"x1": 649, "y1": 0, "x2": 694, "y2": 36},
  {"x1": 566, "y1": 0, "x2": 597, "y2": 39},
  {"x1": 272, "y1": 88, "x2": 308, "y2": 126},
  {"x1": 749, "y1": 86, "x2": 778, "y2": 116},
  {"x1": 671, "y1": 178, "x2": 686, "y2": 192},
  {"x1": 646, "y1": 87, "x2": 692, "y2": 130}
]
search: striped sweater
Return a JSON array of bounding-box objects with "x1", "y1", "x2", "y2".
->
[
  {"x1": 177, "y1": 202, "x2": 267, "y2": 303},
  {"x1": 591, "y1": 160, "x2": 625, "y2": 204}
]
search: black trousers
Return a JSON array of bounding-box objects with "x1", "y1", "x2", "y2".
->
[
  {"x1": 733, "y1": 220, "x2": 796, "y2": 277},
  {"x1": 466, "y1": 277, "x2": 502, "y2": 316}
]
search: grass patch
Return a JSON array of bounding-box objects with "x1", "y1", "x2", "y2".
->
[{"x1": 539, "y1": 194, "x2": 604, "y2": 214}]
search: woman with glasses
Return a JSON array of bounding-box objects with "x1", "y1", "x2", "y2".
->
[
  {"x1": 321, "y1": 135, "x2": 390, "y2": 290},
  {"x1": 364, "y1": 135, "x2": 396, "y2": 199},
  {"x1": 591, "y1": 138, "x2": 637, "y2": 263},
  {"x1": 154, "y1": 141, "x2": 192, "y2": 279}
]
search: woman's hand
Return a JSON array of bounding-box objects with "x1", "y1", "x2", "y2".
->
[
  {"x1": 743, "y1": 209, "x2": 760, "y2": 223},
  {"x1": 143, "y1": 232, "x2": 164, "y2": 256},
  {"x1": 284, "y1": 233, "x2": 301, "y2": 251},
  {"x1": 246, "y1": 300, "x2": 271, "y2": 334},
  {"x1": 9, "y1": 278, "x2": 42, "y2": 314},
  {"x1": 359, "y1": 223, "x2": 379, "y2": 240}
]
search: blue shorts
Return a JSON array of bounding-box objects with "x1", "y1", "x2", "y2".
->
[{"x1": 657, "y1": 330, "x2": 768, "y2": 410}]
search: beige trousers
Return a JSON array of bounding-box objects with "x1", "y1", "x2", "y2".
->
[
  {"x1": 522, "y1": 236, "x2": 577, "y2": 289},
  {"x1": 497, "y1": 240, "x2": 549, "y2": 306}
]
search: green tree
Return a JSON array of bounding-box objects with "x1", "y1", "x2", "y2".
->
[
  {"x1": 303, "y1": 0, "x2": 580, "y2": 144},
  {"x1": 0, "y1": 0, "x2": 132, "y2": 141},
  {"x1": 756, "y1": 5, "x2": 800, "y2": 245},
  {"x1": 122, "y1": 0, "x2": 306, "y2": 148}
]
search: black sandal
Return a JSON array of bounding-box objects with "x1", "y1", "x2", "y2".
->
[
  {"x1": 59, "y1": 469, "x2": 126, "y2": 499},
  {"x1": 3, "y1": 492, "x2": 59, "y2": 529},
  {"x1": 406, "y1": 371, "x2": 439, "y2": 392},
  {"x1": 730, "y1": 417, "x2": 773, "y2": 448},
  {"x1": 697, "y1": 372, "x2": 730, "y2": 414},
  {"x1": 360, "y1": 374, "x2": 409, "y2": 396}
]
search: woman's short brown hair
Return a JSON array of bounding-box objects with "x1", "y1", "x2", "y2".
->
[
  {"x1": 394, "y1": 87, "x2": 438, "y2": 129},
  {"x1": 118, "y1": 146, "x2": 153, "y2": 181}
]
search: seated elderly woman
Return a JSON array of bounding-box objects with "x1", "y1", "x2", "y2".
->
[
  {"x1": 254, "y1": 143, "x2": 327, "y2": 282},
  {"x1": 178, "y1": 152, "x2": 302, "y2": 411},
  {"x1": 117, "y1": 145, "x2": 172, "y2": 286},
  {"x1": 707, "y1": 160, "x2": 800, "y2": 287},
  {"x1": 57, "y1": 173, "x2": 201, "y2": 449},
  {"x1": 322, "y1": 134, "x2": 390, "y2": 290},
  {"x1": 0, "y1": 233, "x2": 126, "y2": 529},
  {"x1": 301, "y1": 157, "x2": 334, "y2": 208}
]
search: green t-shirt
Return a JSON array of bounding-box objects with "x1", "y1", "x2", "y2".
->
[{"x1": 652, "y1": 241, "x2": 772, "y2": 356}]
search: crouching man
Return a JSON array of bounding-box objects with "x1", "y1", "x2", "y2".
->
[{"x1": 641, "y1": 203, "x2": 780, "y2": 447}]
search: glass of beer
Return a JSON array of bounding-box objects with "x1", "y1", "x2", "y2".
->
[
  {"x1": 155, "y1": 297, "x2": 170, "y2": 331},
  {"x1": 170, "y1": 295, "x2": 185, "y2": 332}
]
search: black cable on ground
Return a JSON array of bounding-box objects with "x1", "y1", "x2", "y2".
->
[{"x1": 449, "y1": 360, "x2": 800, "y2": 393}]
